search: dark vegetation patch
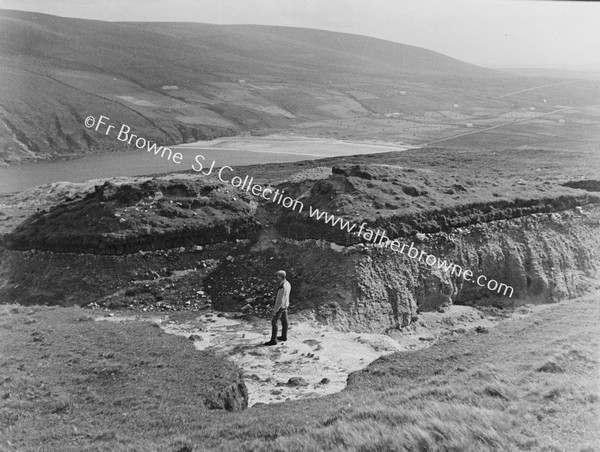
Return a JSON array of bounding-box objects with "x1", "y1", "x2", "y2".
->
[
  {"x1": 276, "y1": 161, "x2": 600, "y2": 244},
  {"x1": 563, "y1": 179, "x2": 600, "y2": 192},
  {"x1": 2, "y1": 178, "x2": 261, "y2": 254}
]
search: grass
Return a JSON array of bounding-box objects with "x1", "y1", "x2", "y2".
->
[
  {"x1": 1, "y1": 293, "x2": 598, "y2": 451},
  {"x1": 0, "y1": 305, "x2": 247, "y2": 451}
]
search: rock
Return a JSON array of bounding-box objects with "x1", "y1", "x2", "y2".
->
[
  {"x1": 536, "y1": 361, "x2": 564, "y2": 373},
  {"x1": 287, "y1": 377, "x2": 309, "y2": 387},
  {"x1": 475, "y1": 326, "x2": 489, "y2": 334},
  {"x1": 188, "y1": 334, "x2": 203, "y2": 341},
  {"x1": 204, "y1": 381, "x2": 248, "y2": 411},
  {"x1": 330, "y1": 242, "x2": 344, "y2": 252},
  {"x1": 241, "y1": 314, "x2": 260, "y2": 322},
  {"x1": 319, "y1": 378, "x2": 330, "y2": 384}
]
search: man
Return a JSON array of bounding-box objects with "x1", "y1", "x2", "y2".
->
[{"x1": 264, "y1": 270, "x2": 291, "y2": 346}]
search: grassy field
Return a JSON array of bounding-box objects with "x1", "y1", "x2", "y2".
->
[{"x1": 1, "y1": 293, "x2": 598, "y2": 451}]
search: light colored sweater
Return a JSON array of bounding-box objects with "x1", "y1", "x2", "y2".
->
[{"x1": 274, "y1": 280, "x2": 291, "y2": 313}]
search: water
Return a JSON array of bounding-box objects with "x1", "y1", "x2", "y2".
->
[{"x1": 0, "y1": 136, "x2": 410, "y2": 194}]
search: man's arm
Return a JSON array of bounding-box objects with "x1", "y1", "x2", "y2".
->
[
  {"x1": 273, "y1": 286, "x2": 283, "y2": 315},
  {"x1": 280, "y1": 281, "x2": 290, "y2": 309}
]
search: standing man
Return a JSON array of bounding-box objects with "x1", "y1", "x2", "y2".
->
[{"x1": 264, "y1": 270, "x2": 291, "y2": 346}]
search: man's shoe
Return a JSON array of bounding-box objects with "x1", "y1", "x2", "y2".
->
[
  {"x1": 263, "y1": 341, "x2": 277, "y2": 346},
  {"x1": 277, "y1": 336, "x2": 287, "y2": 341}
]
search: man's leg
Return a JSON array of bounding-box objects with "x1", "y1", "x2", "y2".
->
[
  {"x1": 278, "y1": 309, "x2": 288, "y2": 341},
  {"x1": 264, "y1": 309, "x2": 281, "y2": 345},
  {"x1": 270, "y1": 313, "x2": 279, "y2": 342}
]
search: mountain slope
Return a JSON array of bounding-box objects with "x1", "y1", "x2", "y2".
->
[{"x1": 1, "y1": 9, "x2": 597, "y2": 165}]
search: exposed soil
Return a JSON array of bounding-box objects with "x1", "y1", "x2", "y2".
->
[
  {"x1": 1, "y1": 147, "x2": 599, "y2": 331},
  {"x1": 118, "y1": 302, "x2": 530, "y2": 407}
]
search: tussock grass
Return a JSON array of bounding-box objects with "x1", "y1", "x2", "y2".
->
[{"x1": 1, "y1": 294, "x2": 599, "y2": 451}]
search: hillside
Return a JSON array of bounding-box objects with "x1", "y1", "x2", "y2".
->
[
  {"x1": 2, "y1": 293, "x2": 598, "y2": 450},
  {"x1": 1, "y1": 146, "x2": 599, "y2": 313},
  {"x1": 2, "y1": 9, "x2": 599, "y2": 165}
]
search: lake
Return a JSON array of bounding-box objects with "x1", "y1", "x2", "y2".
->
[{"x1": 0, "y1": 136, "x2": 410, "y2": 194}]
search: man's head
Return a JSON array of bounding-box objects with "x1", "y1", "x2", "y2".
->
[{"x1": 275, "y1": 270, "x2": 286, "y2": 283}]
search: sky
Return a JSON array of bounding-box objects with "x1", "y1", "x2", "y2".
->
[{"x1": 0, "y1": 0, "x2": 598, "y2": 69}]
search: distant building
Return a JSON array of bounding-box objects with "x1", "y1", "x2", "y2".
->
[
  {"x1": 466, "y1": 123, "x2": 474, "y2": 128},
  {"x1": 161, "y1": 85, "x2": 179, "y2": 91}
]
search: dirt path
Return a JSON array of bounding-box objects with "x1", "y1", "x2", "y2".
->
[{"x1": 499, "y1": 79, "x2": 581, "y2": 98}]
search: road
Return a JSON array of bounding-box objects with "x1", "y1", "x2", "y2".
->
[{"x1": 423, "y1": 107, "x2": 572, "y2": 147}]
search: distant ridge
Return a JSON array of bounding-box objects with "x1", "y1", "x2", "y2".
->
[{"x1": 0, "y1": 9, "x2": 592, "y2": 164}]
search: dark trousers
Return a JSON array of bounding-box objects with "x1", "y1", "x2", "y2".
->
[{"x1": 270, "y1": 308, "x2": 288, "y2": 342}]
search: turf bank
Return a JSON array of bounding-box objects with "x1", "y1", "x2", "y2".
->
[{"x1": 192, "y1": 154, "x2": 304, "y2": 213}]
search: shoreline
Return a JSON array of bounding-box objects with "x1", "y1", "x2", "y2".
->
[{"x1": 0, "y1": 134, "x2": 413, "y2": 194}]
